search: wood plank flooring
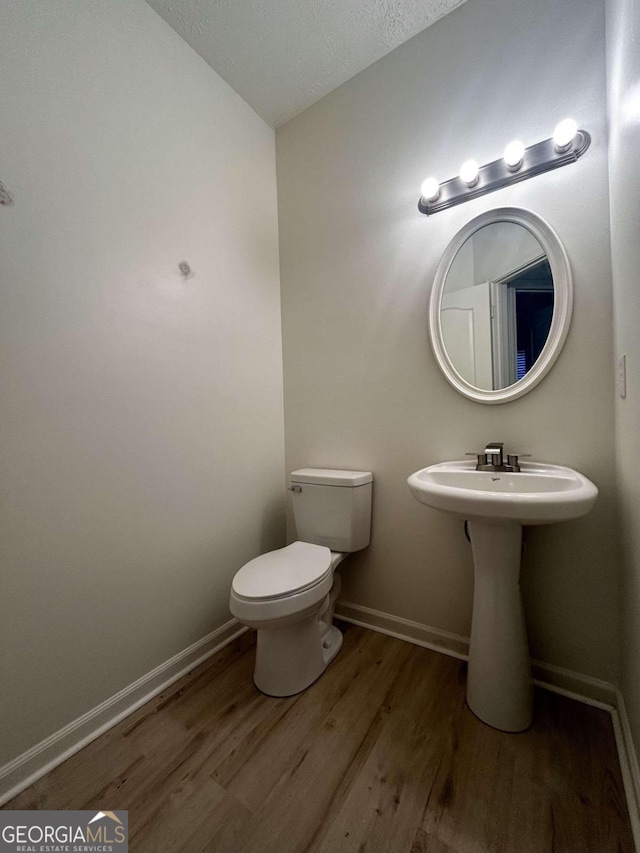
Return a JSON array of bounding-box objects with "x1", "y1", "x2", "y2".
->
[{"x1": 5, "y1": 623, "x2": 634, "y2": 852}]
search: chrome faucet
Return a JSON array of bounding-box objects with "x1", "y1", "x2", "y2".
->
[
  {"x1": 484, "y1": 442, "x2": 504, "y2": 468},
  {"x1": 467, "y1": 442, "x2": 529, "y2": 472}
]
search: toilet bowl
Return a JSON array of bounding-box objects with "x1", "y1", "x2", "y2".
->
[
  {"x1": 230, "y1": 542, "x2": 346, "y2": 696},
  {"x1": 229, "y1": 468, "x2": 373, "y2": 697}
]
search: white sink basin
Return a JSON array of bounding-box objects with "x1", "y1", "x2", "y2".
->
[
  {"x1": 407, "y1": 460, "x2": 598, "y2": 525},
  {"x1": 407, "y1": 457, "x2": 598, "y2": 732}
]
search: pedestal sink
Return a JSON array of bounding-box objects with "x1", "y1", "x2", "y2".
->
[{"x1": 407, "y1": 460, "x2": 598, "y2": 731}]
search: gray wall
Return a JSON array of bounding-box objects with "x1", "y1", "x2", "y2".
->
[
  {"x1": 0, "y1": 0, "x2": 284, "y2": 765},
  {"x1": 607, "y1": 0, "x2": 640, "y2": 764},
  {"x1": 277, "y1": 0, "x2": 618, "y2": 681}
]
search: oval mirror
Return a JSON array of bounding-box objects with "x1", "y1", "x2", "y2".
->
[{"x1": 429, "y1": 207, "x2": 572, "y2": 404}]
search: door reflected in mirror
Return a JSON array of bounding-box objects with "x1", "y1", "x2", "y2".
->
[{"x1": 441, "y1": 222, "x2": 554, "y2": 391}]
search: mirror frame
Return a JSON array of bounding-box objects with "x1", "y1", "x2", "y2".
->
[{"x1": 429, "y1": 207, "x2": 573, "y2": 404}]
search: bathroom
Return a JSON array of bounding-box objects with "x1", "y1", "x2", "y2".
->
[{"x1": 0, "y1": 0, "x2": 639, "y2": 848}]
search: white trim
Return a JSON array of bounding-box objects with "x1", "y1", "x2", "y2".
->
[
  {"x1": 3, "y1": 602, "x2": 638, "y2": 849},
  {"x1": 0, "y1": 619, "x2": 248, "y2": 807},
  {"x1": 336, "y1": 601, "x2": 640, "y2": 844},
  {"x1": 336, "y1": 600, "x2": 469, "y2": 660},
  {"x1": 612, "y1": 691, "x2": 640, "y2": 850},
  {"x1": 336, "y1": 600, "x2": 617, "y2": 705},
  {"x1": 428, "y1": 207, "x2": 573, "y2": 404},
  {"x1": 530, "y1": 661, "x2": 617, "y2": 709}
]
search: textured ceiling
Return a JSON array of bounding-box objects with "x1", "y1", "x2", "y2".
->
[{"x1": 145, "y1": 0, "x2": 467, "y2": 127}]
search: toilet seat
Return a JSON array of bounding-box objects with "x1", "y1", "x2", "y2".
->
[{"x1": 232, "y1": 541, "x2": 332, "y2": 601}]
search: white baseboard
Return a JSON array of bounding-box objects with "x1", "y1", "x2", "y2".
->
[
  {"x1": 336, "y1": 600, "x2": 470, "y2": 660},
  {"x1": 336, "y1": 600, "x2": 640, "y2": 846},
  {"x1": 3, "y1": 602, "x2": 639, "y2": 850},
  {"x1": 336, "y1": 600, "x2": 618, "y2": 706},
  {"x1": 530, "y1": 660, "x2": 617, "y2": 709},
  {"x1": 0, "y1": 618, "x2": 247, "y2": 807},
  {"x1": 612, "y1": 691, "x2": 640, "y2": 851}
]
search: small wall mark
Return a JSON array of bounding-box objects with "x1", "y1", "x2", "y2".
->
[
  {"x1": 178, "y1": 260, "x2": 194, "y2": 280},
  {"x1": 0, "y1": 181, "x2": 13, "y2": 205}
]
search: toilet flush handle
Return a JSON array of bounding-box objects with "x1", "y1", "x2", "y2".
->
[{"x1": 288, "y1": 485, "x2": 302, "y2": 493}]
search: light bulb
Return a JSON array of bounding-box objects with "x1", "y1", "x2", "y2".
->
[
  {"x1": 460, "y1": 159, "x2": 479, "y2": 187},
  {"x1": 553, "y1": 118, "x2": 578, "y2": 152},
  {"x1": 623, "y1": 88, "x2": 640, "y2": 122},
  {"x1": 420, "y1": 176, "x2": 440, "y2": 202},
  {"x1": 503, "y1": 140, "x2": 525, "y2": 171}
]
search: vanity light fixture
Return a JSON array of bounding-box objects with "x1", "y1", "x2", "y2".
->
[
  {"x1": 459, "y1": 159, "x2": 480, "y2": 187},
  {"x1": 420, "y1": 176, "x2": 440, "y2": 202},
  {"x1": 503, "y1": 140, "x2": 525, "y2": 171},
  {"x1": 418, "y1": 119, "x2": 590, "y2": 215},
  {"x1": 553, "y1": 118, "x2": 578, "y2": 152}
]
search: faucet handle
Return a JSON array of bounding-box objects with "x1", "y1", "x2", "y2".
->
[
  {"x1": 466, "y1": 452, "x2": 488, "y2": 467},
  {"x1": 506, "y1": 453, "x2": 531, "y2": 472}
]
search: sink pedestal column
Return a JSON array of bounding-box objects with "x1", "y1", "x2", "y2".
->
[{"x1": 466, "y1": 520, "x2": 532, "y2": 732}]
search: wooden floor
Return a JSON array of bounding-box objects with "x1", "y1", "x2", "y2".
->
[{"x1": 5, "y1": 623, "x2": 634, "y2": 852}]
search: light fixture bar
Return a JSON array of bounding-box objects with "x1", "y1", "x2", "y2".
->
[{"x1": 418, "y1": 130, "x2": 590, "y2": 216}]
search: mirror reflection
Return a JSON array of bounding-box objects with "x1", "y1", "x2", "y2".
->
[{"x1": 441, "y1": 222, "x2": 554, "y2": 390}]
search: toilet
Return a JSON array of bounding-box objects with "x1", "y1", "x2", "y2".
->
[{"x1": 229, "y1": 468, "x2": 373, "y2": 697}]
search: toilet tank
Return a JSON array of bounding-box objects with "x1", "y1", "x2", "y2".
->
[{"x1": 290, "y1": 468, "x2": 373, "y2": 552}]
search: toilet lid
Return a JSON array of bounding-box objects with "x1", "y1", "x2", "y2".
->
[{"x1": 232, "y1": 541, "x2": 332, "y2": 600}]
